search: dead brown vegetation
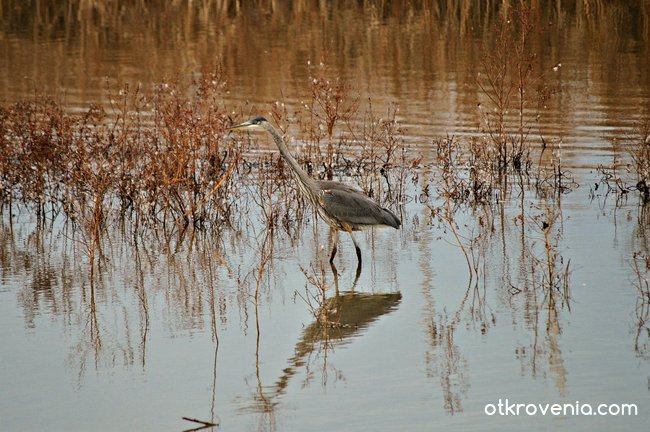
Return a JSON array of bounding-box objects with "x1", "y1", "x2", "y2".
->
[{"x1": 0, "y1": 68, "x2": 416, "y2": 296}]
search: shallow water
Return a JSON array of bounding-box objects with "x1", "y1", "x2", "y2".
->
[{"x1": 2, "y1": 2, "x2": 650, "y2": 431}]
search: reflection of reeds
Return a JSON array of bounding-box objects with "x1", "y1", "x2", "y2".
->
[
  {"x1": 632, "y1": 252, "x2": 650, "y2": 358},
  {"x1": 426, "y1": 133, "x2": 573, "y2": 398}
]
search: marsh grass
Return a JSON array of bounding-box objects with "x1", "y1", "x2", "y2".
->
[
  {"x1": 423, "y1": 6, "x2": 574, "y2": 390},
  {"x1": 471, "y1": 5, "x2": 562, "y2": 190},
  {"x1": 2, "y1": 55, "x2": 574, "y2": 312},
  {"x1": 631, "y1": 117, "x2": 650, "y2": 202},
  {"x1": 303, "y1": 72, "x2": 359, "y2": 181},
  {"x1": 1, "y1": 68, "x2": 238, "y2": 232},
  {"x1": 1, "y1": 68, "x2": 419, "y2": 315},
  {"x1": 1, "y1": 54, "x2": 574, "y2": 309}
]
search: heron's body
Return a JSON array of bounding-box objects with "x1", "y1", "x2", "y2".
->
[
  {"x1": 311, "y1": 180, "x2": 400, "y2": 231},
  {"x1": 227, "y1": 116, "x2": 400, "y2": 266}
]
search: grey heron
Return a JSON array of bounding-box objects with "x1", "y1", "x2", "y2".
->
[{"x1": 227, "y1": 116, "x2": 400, "y2": 268}]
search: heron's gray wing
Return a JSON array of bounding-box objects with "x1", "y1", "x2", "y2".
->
[{"x1": 319, "y1": 187, "x2": 401, "y2": 229}]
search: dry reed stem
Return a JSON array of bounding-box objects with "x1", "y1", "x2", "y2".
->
[{"x1": 173, "y1": 147, "x2": 239, "y2": 227}]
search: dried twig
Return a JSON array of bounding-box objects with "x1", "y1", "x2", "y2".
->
[{"x1": 182, "y1": 416, "x2": 218, "y2": 430}]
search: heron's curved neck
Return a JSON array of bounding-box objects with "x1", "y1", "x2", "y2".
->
[{"x1": 262, "y1": 122, "x2": 316, "y2": 192}]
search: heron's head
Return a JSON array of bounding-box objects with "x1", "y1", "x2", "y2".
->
[{"x1": 226, "y1": 116, "x2": 267, "y2": 132}]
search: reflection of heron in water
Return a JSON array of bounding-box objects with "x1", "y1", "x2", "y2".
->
[
  {"x1": 227, "y1": 117, "x2": 401, "y2": 276},
  {"x1": 238, "y1": 289, "x2": 401, "y2": 419},
  {"x1": 274, "y1": 290, "x2": 402, "y2": 394}
]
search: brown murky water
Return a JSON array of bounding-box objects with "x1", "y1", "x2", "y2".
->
[{"x1": 2, "y1": 1, "x2": 650, "y2": 431}]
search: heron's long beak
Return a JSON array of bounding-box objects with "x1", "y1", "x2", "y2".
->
[{"x1": 226, "y1": 120, "x2": 257, "y2": 131}]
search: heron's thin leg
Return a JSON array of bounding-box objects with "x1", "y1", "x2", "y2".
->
[
  {"x1": 353, "y1": 261, "x2": 361, "y2": 285},
  {"x1": 348, "y1": 232, "x2": 363, "y2": 282},
  {"x1": 330, "y1": 261, "x2": 340, "y2": 294},
  {"x1": 329, "y1": 229, "x2": 339, "y2": 263},
  {"x1": 349, "y1": 232, "x2": 362, "y2": 265}
]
